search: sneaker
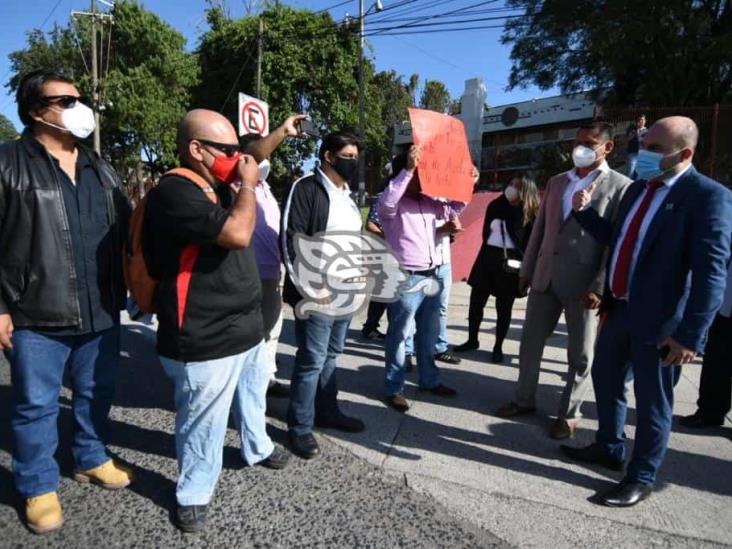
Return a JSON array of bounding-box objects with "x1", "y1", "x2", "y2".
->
[
  {"x1": 420, "y1": 384, "x2": 457, "y2": 397},
  {"x1": 385, "y1": 393, "x2": 411, "y2": 412},
  {"x1": 362, "y1": 328, "x2": 386, "y2": 340},
  {"x1": 257, "y1": 444, "x2": 291, "y2": 469},
  {"x1": 26, "y1": 492, "x2": 63, "y2": 535},
  {"x1": 176, "y1": 504, "x2": 208, "y2": 533},
  {"x1": 434, "y1": 351, "x2": 461, "y2": 364},
  {"x1": 73, "y1": 459, "x2": 133, "y2": 490},
  {"x1": 405, "y1": 353, "x2": 415, "y2": 373}
]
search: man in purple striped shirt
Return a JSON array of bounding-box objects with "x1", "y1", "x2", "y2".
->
[{"x1": 378, "y1": 145, "x2": 466, "y2": 412}]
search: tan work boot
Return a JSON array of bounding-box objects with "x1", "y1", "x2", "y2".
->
[
  {"x1": 549, "y1": 418, "x2": 578, "y2": 440},
  {"x1": 73, "y1": 459, "x2": 134, "y2": 490},
  {"x1": 26, "y1": 492, "x2": 63, "y2": 534}
]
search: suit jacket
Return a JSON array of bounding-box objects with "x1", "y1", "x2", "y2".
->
[
  {"x1": 520, "y1": 168, "x2": 631, "y2": 299},
  {"x1": 574, "y1": 166, "x2": 732, "y2": 353}
]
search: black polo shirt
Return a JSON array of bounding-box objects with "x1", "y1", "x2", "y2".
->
[
  {"x1": 39, "y1": 148, "x2": 117, "y2": 335},
  {"x1": 143, "y1": 175, "x2": 264, "y2": 362}
]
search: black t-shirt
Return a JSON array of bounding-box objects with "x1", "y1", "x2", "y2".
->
[{"x1": 143, "y1": 175, "x2": 263, "y2": 362}]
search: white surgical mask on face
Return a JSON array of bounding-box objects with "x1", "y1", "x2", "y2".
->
[
  {"x1": 572, "y1": 144, "x2": 601, "y2": 169},
  {"x1": 40, "y1": 102, "x2": 96, "y2": 139},
  {"x1": 258, "y1": 159, "x2": 271, "y2": 182},
  {"x1": 504, "y1": 185, "x2": 519, "y2": 202}
]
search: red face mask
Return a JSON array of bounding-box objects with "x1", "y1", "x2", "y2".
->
[{"x1": 208, "y1": 152, "x2": 241, "y2": 184}]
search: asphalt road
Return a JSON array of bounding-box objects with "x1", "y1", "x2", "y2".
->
[{"x1": 0, "y1": 323, "x2": 507, "y2": 548}]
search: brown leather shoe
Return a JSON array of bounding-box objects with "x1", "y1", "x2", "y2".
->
[
  {"x1": 549, "y1": 418, "x2": 577, "y2": 440},
  {"x1": 496, "y1": 402, "x2": 536, "y2": 418},
  {"x1": 385, "y1": 394, "x2": 410, "y2": 413}
]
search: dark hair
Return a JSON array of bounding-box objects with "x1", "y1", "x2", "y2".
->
[
  {"x1": 390, "y1": 152, "x2": 408, "y2": 177},
  {"x1": 17, "y1": 69, "x2": 75, "y2": 127},
  {"x1": 579, "y1": 120, "x2": 614, "y2": 142},
  {"x1": 318, "y1": 131, "x2": 362, "y2": 162},
  {"x1": 239, "y1": 133, "x2": 263, "y2": 154}
]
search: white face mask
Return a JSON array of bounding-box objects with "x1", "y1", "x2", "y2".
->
[
  {"x1": 572, "y1": 144, "x2": 602, "y2": 169},
  {"x1": 504, "y1": 185, "x2": 519, "y2": 202},
  {"x1": 40, "y1": 102, "x2": 96, "y2": 139},
  {"x1": 258, "y1": 159, "x2": 271, "y2": 182}
]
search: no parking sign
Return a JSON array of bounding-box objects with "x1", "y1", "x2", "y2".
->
[{"x1": 238, "y1": 93, "x2": 269, "y2": 136}]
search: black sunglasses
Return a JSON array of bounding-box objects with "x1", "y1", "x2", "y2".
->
[
  {"x1": 40, "y1": 95, "x2": 91, "y2": 109},
  {"x1": 192, "y1": 138, "x2": 241, "y2": 158}
]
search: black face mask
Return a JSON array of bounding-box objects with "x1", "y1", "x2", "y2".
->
[{"x1": 329, "y1": 156, "x2": 359, "y2": 184}]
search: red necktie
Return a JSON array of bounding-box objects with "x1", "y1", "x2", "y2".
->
[{"x1": 611, "y1": 180, "x2": 663, "y2": 298}]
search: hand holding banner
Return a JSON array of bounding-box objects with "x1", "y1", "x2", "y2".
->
[{"x1": 408, "y1": 108, "x2": 474, "y2": 203}]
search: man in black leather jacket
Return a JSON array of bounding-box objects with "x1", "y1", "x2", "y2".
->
[{"x1": 0, "y1": 69, "x2": 131, "y2": 534}]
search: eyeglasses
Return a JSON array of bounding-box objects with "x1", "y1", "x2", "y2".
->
[
  {"x1": 40, "y1": 95, "x2": 91, "y2": 109},
  {"x1": 192, "y1": 138, "x2": 241, "y2": 158}
]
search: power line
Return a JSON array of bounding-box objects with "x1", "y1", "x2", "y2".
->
[
  {"x1": 368, "y1": 13, "x2": 522, "y2": 32},
  {"x1": 314, "y1": 0, "x2": 354, "y2": 14},
  {"x1": 365, "y1": 22, "x2": 509, "y2": 36},
  {"x1": 368, "y1": 0, "x2": 502, "y2": 36},
  {"x1": 219, "y1": 48, "x2": 257, "y2": 112}
]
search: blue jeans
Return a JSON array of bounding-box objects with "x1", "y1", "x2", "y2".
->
[
  {"x1": 593, "y1": 302, "x2": 680, "y2": 485},
  {"x1": 627, "y1": 153, "x2": 638, "y2": 178},
  {"x1": 288, "y1": 315, "x2": 350, "y2": 436},
  {"x1": 160, "y1": 340, "x2": 273, "y2": 506},
  {"x1": 406, "y1": 263, "x2": 451, "y2": 355},
  {"x1": 385, "y1": 273, "x2": 442, "y2": 396},
  {"x1": 6, "y1": 327, "x2": 120, "y2": 497}
]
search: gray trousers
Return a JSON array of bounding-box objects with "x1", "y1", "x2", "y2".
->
[
  {"x1": 515, "y1": 288, "x2": 598, "y2": 419},
  {"x1": 261, "y1": 278, "x2": 283, "y2": 380}
]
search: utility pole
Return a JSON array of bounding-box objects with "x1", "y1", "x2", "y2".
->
[
  {"x1": 256, "y1": 16, "x2": 263, "y2": 98},
  {"x1": 357, "y1": 0, "x2": 366, "y2": 205},
  {"x1": 90, "y1": 0, "x2": 100, "y2": 154}
]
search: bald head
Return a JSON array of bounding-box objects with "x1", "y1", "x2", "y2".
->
[
  {"x1": 177, "y1": 109, "x2": 238, "y2": 160},
  {"x1": 648, "y1": 116, "x2": 699, "y2": 152}
]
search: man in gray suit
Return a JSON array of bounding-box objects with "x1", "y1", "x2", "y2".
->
[{"x1": 497, "y1": 121, "x2": 630, "y2": 439}]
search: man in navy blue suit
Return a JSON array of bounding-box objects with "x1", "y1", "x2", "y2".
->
[{"x1": 560, "y1": 116, "x2": 732, "y2": 507}]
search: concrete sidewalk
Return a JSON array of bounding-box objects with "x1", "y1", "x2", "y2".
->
[{"x1": 270, "y1": 282, "x2": 732, "y2": 548}]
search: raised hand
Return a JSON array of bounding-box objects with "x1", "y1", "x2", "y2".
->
[{"x1": 573, "y1": 180, "x2": 598, "y2": 212}]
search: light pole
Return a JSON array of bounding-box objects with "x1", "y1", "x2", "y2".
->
[{"x1": 357, "y1": 0, "x2": 383, "y2": 205}]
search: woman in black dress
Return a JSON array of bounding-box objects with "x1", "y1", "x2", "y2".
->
[{"x1": 454, "y1": 175, "x2": 539, "y2": 362}]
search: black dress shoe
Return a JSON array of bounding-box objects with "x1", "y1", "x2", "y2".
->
[
  {"x1": 385, "y1": 394, "x2": 411, "y2": 413},
  {"x1": 599, "y1": 480, "x2": 652, "y2": 507},
  {"x1": 257, "y1": 444, "x2": 291, "y2": 470},
  {"x1": 491, "y1": 347, "x2": 504, "y2": 363},
  {"x1": 560, "y1": 442, "x2": 624, "y2": 471},
  {"x1": 405, "y1": 353, "x2": 414, "y2": 373},
  {"x1": 289, "y1": 432, "x2": 320, "y2": 459},
  {"x1": 420, "y1": 384, "x2": 457, "y2": 397},
  {"x1": 266, "y1": 380, "x2": 290, "y2": 399},
  {"x1": 679, "y1": 411, "x2": 724, "y2": 428},
  {"x1": 176, "y1": 504, "x2": 208, "y2": 533},
  {"x1": 454, "y1": 339, "x2": 479, "y2": 352},
  {"x1": 315, "y1": 413, "x2": 365, "y2": 433},
  {"x1": 434, "y1": 351, "x2": 461, "y2": 364}
]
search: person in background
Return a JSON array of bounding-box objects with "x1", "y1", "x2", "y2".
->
[
  {"x1": 626, "y1": 114, "x2": 648, "y2": 177},
  {"x1": 281, "y1": 132, "x2": 367, "y2": 460},
  {"x1": 239, "y1": 114, "x2": 306, "y2": 398},
  {"x1": 563, "y1": 116, "x2": 732, "y2": 507},
  {"x1": 378, "y1": 146, "x2": 467, "y2": 413},
  {"x1": 0, "y1": 69, "x2": 132, "y2": 534},
  {"x1": 361, "y1": 188, "x2": 388, "y2": 340},
  {"x1": 454, "y1": 175, "x2": 539, "y2": 363},
  {"x1": 496, "y1": 121, "x2": 630, "y2": 440},
  {"x1": 679, "y1": 259, "x2": 732, "y2": 430}
]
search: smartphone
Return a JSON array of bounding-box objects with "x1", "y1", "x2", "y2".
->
[{"x1": 298, "y1": 118, "x2": 321, "y2": 138}]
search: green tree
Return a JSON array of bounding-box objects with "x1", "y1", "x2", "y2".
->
[
  {"x1": 195, "y1": 3, "x2": 386, "y2": 194},
  {"x1": 0, "y1": 114, "x2": 18, "y2": 142},
  {"x1": 419, "y1": 79, "x2": 451, "y2": 113},
  {"x1": 6, "y1": 0, "x2": 199, "y2": 183},
  {"x1": 502, "y1": 0, "x2": 732, "y2": 106}
]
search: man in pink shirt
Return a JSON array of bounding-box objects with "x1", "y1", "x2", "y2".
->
[{"x1": 377, "y1": 146, "x2": 465, "y2": 412}]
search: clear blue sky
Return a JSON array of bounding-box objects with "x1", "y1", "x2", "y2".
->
[{"x1": 1, "y1": 0, "x2": 556, "y2": 132}]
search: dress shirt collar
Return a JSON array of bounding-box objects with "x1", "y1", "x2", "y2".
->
[
  {"x1": 567, "y1": 160, "x2": 609, "y2": 183},
  {"x1": 659, "y1": 163, "x2": 692, "y2": 188}
]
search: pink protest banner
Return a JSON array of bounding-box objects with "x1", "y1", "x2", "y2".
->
[{"x1": 408, "y1": 107, "x2": 474, "y2": 203}]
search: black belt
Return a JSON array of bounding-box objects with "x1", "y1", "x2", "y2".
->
[{"x1": 406, "y1": 267, "x2": 438, "y2": 277}]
